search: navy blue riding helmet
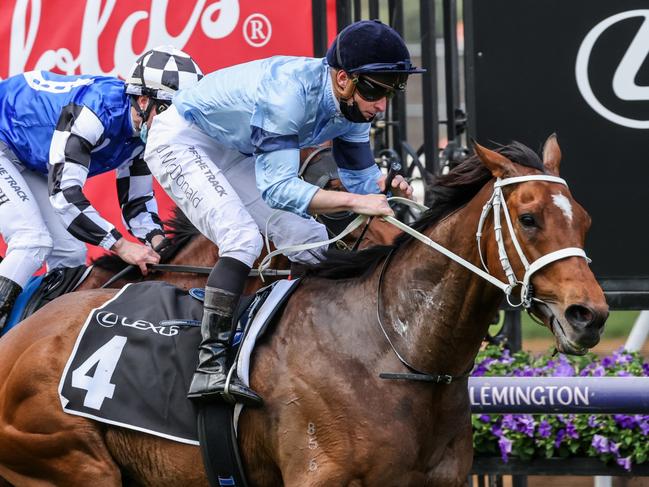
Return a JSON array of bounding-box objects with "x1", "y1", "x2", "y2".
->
[{"x1": 326, "y1": 20, "x2": 425, "y2": 99}]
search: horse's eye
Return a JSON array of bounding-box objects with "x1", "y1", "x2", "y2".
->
[{"x1": 519, "y1": 214, "x2": 537, "y2": 228}]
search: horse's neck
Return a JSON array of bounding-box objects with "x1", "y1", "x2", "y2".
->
[
  {"x1": 381, "y1": 186, "x2": 501, "y2": 376},
  {"x1": 169, "y1": 235, "x2": 218, "y2": 268}
]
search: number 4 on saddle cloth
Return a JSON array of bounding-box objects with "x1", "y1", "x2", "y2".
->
[{"x1": 58, "y1": 279, "x2": 299, "y2": 445}]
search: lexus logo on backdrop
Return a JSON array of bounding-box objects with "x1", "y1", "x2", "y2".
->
[{"x1": 575, "y1": 10, "x2": 649, "y2": 129}]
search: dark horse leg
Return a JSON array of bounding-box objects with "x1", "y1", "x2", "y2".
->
[{"x1": 0, "y1": 291, "x2": 123, "y2": 487}]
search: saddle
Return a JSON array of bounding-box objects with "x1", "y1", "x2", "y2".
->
[
  {"x1": 5, "y1": 265, "x2": 91, "y2": 333},
  {"x1": 59, "y1": 279, "x2": 300, "y2": 487}
]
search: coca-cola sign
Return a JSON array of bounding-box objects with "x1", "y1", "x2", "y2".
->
[
  {"x1": 0, "y1": 0, "x2": 331, "y2": 262},
  {"x1": 0, "y1": 0, "x2": 315, "y2": 79}
]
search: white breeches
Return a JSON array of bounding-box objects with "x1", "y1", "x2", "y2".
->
[
  {"x1": 145, "y1": 106, "x2": 328, "y2": 268},
  {"x1": 0, "y1": 146, "x2": 86, "y2": 287}
]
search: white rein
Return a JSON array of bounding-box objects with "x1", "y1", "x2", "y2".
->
[{"x1": 258, "y1": 175, "x2": 590, "y2": 308}]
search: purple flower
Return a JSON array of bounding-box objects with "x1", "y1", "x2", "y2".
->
[
  {"x1": 472, "y1": 365, "x2": 487, "y2": 377},
  {"x1": 498, "y1": 436, "x2": 513, "y2": 462},
  {"x1": 601, "y1": 356, "x2": 614, "y2": 367},
  {"x1": 614, "y1": 348, "x2": 632, "y2": 365},
  {"x1": 616, "y1": 370, "x2": 631, "y2": 377},
  {"x1": 502, "y1": 415, "x2": 517, "y2": 431},
  {"x1": 554, "y1": 362, "x2": 576, "y2": 377},
  {"x1": 588, "y1": 415, "x2": 599, "y2": 428},
  {"x1": 640, "y1": 420, "x2": 649, "y2": 436},
  {"x1": 513, "y1": 368, "x2": 534, "y2": 377},
  {"x1": 538, "y1": 420, "x2": 552, "y2": 438},
  {"x1": 565, "y1": 421, "x2": 579, "y2": 439},
  {"x1": 642, "y1": 363, "x2": 649, "y2": 376},
  {"x1": 579, "y1": 367, "x2": 593, "y2": 377},
  {"x1": 478, "y1": 414, "x2": 491, "y2": 423},
  {"x1": 519, "y1": 415, "x2": 536, "y2": 437},
  {"x1": 473, "y1": 358, "x2": 494, "y2": 376},
  {"x1": 617, "y1": 456, "x2": 632, "y2": 471},
  {"x1": 614, "y1": 415, "x2": 638, "y2": 429},
  {"x1": 592, "y1": 434, "x2": 609, "y2": 454},
  {"x1": 609, "y1": 441, "x2": 620, "y2": 455},
  {"x1": 554, "y1": 428, "x2": 566, "y2": 448},
  {"x1": 592, "y1": 366, "x2": 606, "y2": 377}
]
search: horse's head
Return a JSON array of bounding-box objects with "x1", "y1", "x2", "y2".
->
[{"x1": 474, "y1": 135, "x2": 608, "y2": 355}]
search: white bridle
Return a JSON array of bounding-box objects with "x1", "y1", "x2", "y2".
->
[
  {"x1": 258, "y1": 174, "x2": 590, "y2": 308},
  {"x1": 474, "y1": 175, "x2": 590, "y2": 307}
]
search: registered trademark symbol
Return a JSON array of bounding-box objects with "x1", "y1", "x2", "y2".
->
[{"x1": 243, "y1": 13, "x2": 272, "y2": 47}]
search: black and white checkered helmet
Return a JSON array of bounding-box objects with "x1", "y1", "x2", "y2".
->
[{"x1": 125, "y1": 45, "x2": 203, "y2": 101}]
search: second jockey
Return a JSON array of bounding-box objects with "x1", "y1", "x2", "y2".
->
[{"x1": 0, "y1": 46, "x2": 203, "y2": 330}]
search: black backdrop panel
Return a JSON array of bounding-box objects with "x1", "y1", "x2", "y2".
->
[{"x1": 465, "y1": 0, "x2": 649, "y2": 283}]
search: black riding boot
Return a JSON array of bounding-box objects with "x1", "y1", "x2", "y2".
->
[
  {"x1": 0, "y1": 276, "x2": 22, "y2": 331},
  {"x1": 187, "y1": 286, "x2": 263, "y2": 406}
]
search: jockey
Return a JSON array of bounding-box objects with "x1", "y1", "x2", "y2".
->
[
  {"x1": 144, "y1": 20, "x2": 423, "y2": 406},
  {"x1": 0, "y1": 46, "x2": 203, "y2": 330}
]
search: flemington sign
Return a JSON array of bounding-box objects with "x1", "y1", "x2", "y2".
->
[{"x1": 469, "y1": 377, "x2": 649, "y2": 414}]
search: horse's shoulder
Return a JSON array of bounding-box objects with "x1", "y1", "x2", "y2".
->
[
  {"x1": 65, "y1": 287, "x2": 119, "y2": 299},
  {"x1": 51, "y1": 288, "x2": 120, "y2": 311}
]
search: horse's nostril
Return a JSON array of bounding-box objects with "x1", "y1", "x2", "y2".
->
[{"x1": 565, "y1": 304, "x2": 595, "y2": 328}]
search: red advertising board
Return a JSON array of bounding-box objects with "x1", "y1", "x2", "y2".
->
[{"x1": 0, "y1": 0, "x2": 337, "y2": 263}]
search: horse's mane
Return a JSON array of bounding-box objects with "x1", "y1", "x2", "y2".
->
[
  {"x1": 308, "y1": 141, "x2": 545, "y2": 279},
  {"x1": 91, "y1": 206, "x2": 200, "y2": 272}
]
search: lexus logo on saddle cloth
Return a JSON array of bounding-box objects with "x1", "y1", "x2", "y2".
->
[{"x1": 576, "y1": 9, "x2": 649, "y2": 129}]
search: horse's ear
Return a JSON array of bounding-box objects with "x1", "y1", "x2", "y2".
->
[
  {"x1": 473, "y1": 142, "x2": 517, "y2": 178},
  {"x1": 542, "y1": 133, "x2": 561, "y2": 176}
]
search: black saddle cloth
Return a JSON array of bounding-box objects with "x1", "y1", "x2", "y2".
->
[{"x1": 58, "y1": 279, "x2": 297, "y2": 444}]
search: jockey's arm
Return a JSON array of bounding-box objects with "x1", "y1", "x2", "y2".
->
[
  {"x1": 332, "y1": 132, "x2": 413, "y2": 199},
  {"x1": 47, "y1": 103, "x2": 160, "y2": 273},
  {"x1": 255, "y1": 135, "x2": 411, "y2": 218},
  {"x1": 115, "y1": 154, "x2": 165, "y2": 246}
]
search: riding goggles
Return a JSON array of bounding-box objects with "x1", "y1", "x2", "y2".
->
[{"x1": 354, "y1": 75, "x2": 406, "y2": 101}]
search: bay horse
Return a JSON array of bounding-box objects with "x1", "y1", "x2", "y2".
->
[{"x1": 0, "y1": 136, "x2": 607, "y2": 486}]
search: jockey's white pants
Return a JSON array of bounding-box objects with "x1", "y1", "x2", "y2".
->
[
  {"x1": 145, "y1": 106, "x2": 328, "y2": 268},
  {"x1": 0, "y1": 144, "x2": 86, "y2": 287}
]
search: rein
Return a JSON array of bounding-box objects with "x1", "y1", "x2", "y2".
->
[
  {"x1": 382, "y1": 176, "x2": 589, "y2": 310},
  {"x1": 100, "y1": 263, "x2": 290, "y2": 289},
  {"x1": 260, "y1": 176, "x2": 590, "y2": 308}
]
